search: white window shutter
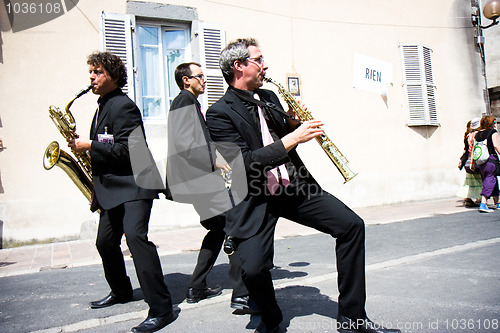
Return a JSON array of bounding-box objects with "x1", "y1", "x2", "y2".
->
[
  {"x1": 422, "y1": 46, "x2": 438, "y2": 125},
  {"x1": 99, "y1": 11, "x2": 136, "y2": 100},
  {"x1": 191, "y1": 21, "x2": 226, "y2": 112},
  {"x1": 400, "y1": 44, "x2": 438, "y2": 126}
]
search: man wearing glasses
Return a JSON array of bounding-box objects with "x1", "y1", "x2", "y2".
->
[
  {"x1": 166, "y1": 63, "x2": 254, "y2": 313},
  {"x1": 205, "y1": 38, "x2": 400, "y2": 333}
]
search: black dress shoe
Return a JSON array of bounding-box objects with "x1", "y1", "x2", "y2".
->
[
  {"x1": 255, "y1": 321, "x2": 280, "y2": 333},
  {"x1": 337, "y1": 315, "x2": 401, "y2": 333},
  {"x1": 89, "y1": 293, "x2": 131, "y2": 309},
  {"x1": 231, "y1": 295, "x2": 261, "y2": 314},
  {"x1": 186, "y1": 286, "x2": 222, "y2": 303},
  {"x1": 131, "y1": 312, "x2": 175, "y2": 333}
]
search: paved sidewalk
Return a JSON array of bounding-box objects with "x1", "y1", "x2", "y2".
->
[{"x1": 0, "y1": 198, "x2": 467, "y2": 278}]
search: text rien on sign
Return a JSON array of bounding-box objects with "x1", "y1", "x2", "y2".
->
[{"x1": 365, "y1": 68, "x2": 382, "y2": 82}]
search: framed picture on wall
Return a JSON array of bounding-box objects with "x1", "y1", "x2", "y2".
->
[{"x1": 287, "y1": 75, "x2": 301, "y2": 97}]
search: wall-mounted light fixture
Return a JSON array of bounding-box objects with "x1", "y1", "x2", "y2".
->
[
  {"x1": 472, "y1": 0, "x2": 500, "y2": 29},
  {"x1": 471, "y1": 0, "x2": 500, "y2": 115}
]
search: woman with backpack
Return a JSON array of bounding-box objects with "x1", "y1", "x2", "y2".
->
[{"x1": 474, "y1": 115, "x2": 500, "y2": 213}]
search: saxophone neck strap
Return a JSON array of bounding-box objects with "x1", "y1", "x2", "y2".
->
[{"x1": 230, "y1": 87, "x2": 294, "y2": 120}]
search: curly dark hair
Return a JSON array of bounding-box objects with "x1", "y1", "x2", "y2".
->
[{"x1": 87, "y1": 51, "x2": 127, "y2": 88}]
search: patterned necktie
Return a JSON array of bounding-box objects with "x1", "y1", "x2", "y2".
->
[{"x1": 254, "y1": 93, "x2": 290, "y2": 195}]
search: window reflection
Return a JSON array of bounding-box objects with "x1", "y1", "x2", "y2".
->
[{"x1": 137, "y1": 26, "x2": 188, "y2": 120}]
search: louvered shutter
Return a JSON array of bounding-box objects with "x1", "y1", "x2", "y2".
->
[
  {"x1": 99, "y1": 12, "x2": 136, "y2": 100},
  {"x1": 422, "y1": 47, "x2": 438, "y2": 125},
  {"x1": 191, "y1": 21, "x2": 226, "y2": 112},
  {"x1": 400, "y1": 44, "x2": 438, "y2": 126}
]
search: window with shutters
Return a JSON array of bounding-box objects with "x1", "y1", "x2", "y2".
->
[
  {"x1": 400, "y1": 44, "x2": 439, "y2": 126},
  {"x1": 99, "y1": 11, "x2": 226, "y2": 122}
]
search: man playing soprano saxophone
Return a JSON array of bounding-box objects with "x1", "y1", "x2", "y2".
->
[
  {"x1": 205, "y1": 38, "x2": 400, "y2": 333},
  {"x1": 67, "y1": 51, "x2": 175, "y2": 333}
]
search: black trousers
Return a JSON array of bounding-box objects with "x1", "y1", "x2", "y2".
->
[
  {"x1": 96, "y1": 199, "x2": 172, "y2": 317},
  {"x1": 188, "y1": 214, "x2": 248, "y2": 298},
  {"x1": 235, "y1": 184, "x2": 366, "y2": 327}
]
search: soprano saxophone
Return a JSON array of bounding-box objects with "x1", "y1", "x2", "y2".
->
[
  {"x1": 264, "y1": 77, "x2": 358, "y2": 183},
  {"x1": 43, "y1": 85, "x2": 94, "y2": 202}
]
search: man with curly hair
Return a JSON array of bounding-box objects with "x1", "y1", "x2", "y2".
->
[{"x1": 68, "y1": 51, "x2": 174, "y2": 332}]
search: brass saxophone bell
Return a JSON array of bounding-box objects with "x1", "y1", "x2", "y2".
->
[
  {"x1": 43, "y1": 141, "x2": 60, "y2": 170},
  {"x1": 43, "y1": 141, "x2": 93, "y2": 202}
]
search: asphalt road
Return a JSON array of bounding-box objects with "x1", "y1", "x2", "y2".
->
[{"x1": 0, "y1": 210, "x2": 499, "y2": 333}]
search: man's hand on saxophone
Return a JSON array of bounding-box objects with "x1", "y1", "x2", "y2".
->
[
  {"x1": 285, "y1": 103, "x2": 301, "y2": 128},
  {"x1": 67, "y1": 137, "x2": 91, "y2": 153},
  {"x1": 281, "y1": 119, "x2": 324, "y2": 153}
]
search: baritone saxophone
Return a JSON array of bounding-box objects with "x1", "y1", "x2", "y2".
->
[
  {"x1": 43, "y1": 85, "x2": 94, "y2": 202},
  {"x1": 263, "y1": 77, "x2": 357, "y2": 183}
]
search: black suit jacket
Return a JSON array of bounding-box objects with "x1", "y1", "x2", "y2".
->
[
  {"x1": 205, "y1": 88, "x2": 315, "y2": 239},
  {"x1": 166, "y1": 89, "x2": 218, "y2": 200},
  {"x1": 90, "y1": 88, "x2": 158, "y2": 211},
  {"x1": 166, "y1": 90, "x2": 250, "y2": 222}
]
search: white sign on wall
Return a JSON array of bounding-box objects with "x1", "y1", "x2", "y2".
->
[{"x1": 352, "y1": 53, "x2": 393, "y2": 96}]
